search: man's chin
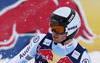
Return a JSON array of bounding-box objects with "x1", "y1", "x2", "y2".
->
[
  {"x1": 53, "y1": 40, "x2": 60, "y2": 43},
  {"x1": 53, "y1": 40, "x2": 57, "y2": 43}
]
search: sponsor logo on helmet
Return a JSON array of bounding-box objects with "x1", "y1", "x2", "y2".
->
[
  {"x1": 51, "y1": 19, "x2": 59, "y2": 23},
  {"x1": 68, "y1": 14, "x2": 75, "y2": 22},
  {"x1": 52, "y1": 19, "x2": 57, "y2": 22}
]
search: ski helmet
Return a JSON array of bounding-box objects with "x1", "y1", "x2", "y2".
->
[{"x1": 50, "y1": 7, "x2": 81, "y2": 39}]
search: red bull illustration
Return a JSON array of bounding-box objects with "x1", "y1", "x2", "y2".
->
[
  {"x1": 0, "y1": 0, "x2": 97, "y2": 61},
  {"x1": 37, "y1": 45, "x2": 72, "y2": 63},
  {"x1": 73, "y1": 0, "x2": 96, "y2": 43},
  {"x1": 0, "y1": 23, "x2": 34, "y2": 59},
  {"x1": 0, "y1": 24, "x2": 17, "y2": 49}
]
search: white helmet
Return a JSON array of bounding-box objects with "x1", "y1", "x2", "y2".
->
[{"x1": 50, "y1": 7, "x2": 81, "y2": 40}]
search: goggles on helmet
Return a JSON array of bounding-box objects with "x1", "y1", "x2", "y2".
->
[{"x1": 50, "y1": 22, "x2": 66, "y2": 34}]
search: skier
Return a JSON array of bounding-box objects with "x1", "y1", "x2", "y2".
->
[{"x1": 7, "y1": 7, "x2": 91, "y2": 63}]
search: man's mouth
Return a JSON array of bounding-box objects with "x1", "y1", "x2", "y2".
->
[{"x1": 53, "y1": 35, "x2": 58, "y2": 39}]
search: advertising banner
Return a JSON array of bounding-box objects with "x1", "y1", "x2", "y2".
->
[{"x1": 0, "y1": 0, "x2": 100, "y2": 62}]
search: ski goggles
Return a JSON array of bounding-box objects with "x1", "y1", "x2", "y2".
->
[{"x1": 50, "y1": 22, "x2": 66, "y2": 34}]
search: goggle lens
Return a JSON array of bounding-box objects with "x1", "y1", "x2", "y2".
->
[{"x1": 50, "y1": 23, "x2": 65, "y2": 34}]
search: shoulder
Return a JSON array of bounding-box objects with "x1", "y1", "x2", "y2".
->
[
  {"x1": 30, "y1": 33, "x2": 52, "y2": 43},
  {"x1": 29, "y1": 33, "x2": 52, "y2": 47},
  {"x1": 69, "y1": 40, "x2": 92, "y2": 63},
  {"x1": 23, "y1": 34, "x2": 47, "y2": 56},
  {"x1": 71, "y1": 39, "x2": 92, "y2": 63},
  {"x1": 80, "y1": 51, "x2": 92, "y2": 63}
]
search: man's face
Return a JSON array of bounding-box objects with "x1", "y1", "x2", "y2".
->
[{"x1": 52, "y1": 31, "x2": 67, "y2": 43}]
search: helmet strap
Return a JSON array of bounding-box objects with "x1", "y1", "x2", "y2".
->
[
  {"x1": 54, "y1": 42, "x2": 57, "y2": 45},
  {"x1": 54, "y1": 38, "x2": 69, "y2": 45},
  {"x1": 61, "y1": 29, "x2": 79, "y2": 45},
  {"x1": 61, "y1": 37, "x2": 69, "y2": 45},
  {"x1": 54, "y1": 32, "x2": 69, "y2": 45}
]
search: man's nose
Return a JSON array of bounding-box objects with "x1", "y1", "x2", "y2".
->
[{"x1": 52, "y1": 30, "x2": 57, "y2": 34}]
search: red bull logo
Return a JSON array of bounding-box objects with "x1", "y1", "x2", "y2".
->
[
  {"x1": 0, "y1": 0, "x2": 96, "y2": 59},
  {"x1": 0, "y1": 0, "x2": 26, "y2": 16},
  {"x1": 57, "y1": 57, "x2": 72, "y2": 63},
  {"x1": 38, "y1": 45, "x2": 72, "y2": 63},
  {"x1": 38, "y1": 49, "x2": 53, "y2": 61},
  {"x1": 38, "y1": 49, "x2": 73, "y2": 63}
]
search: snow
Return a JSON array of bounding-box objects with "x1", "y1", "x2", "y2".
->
[{"x1": 0, "y1": 51, "x2": 100, "y2": 63}]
